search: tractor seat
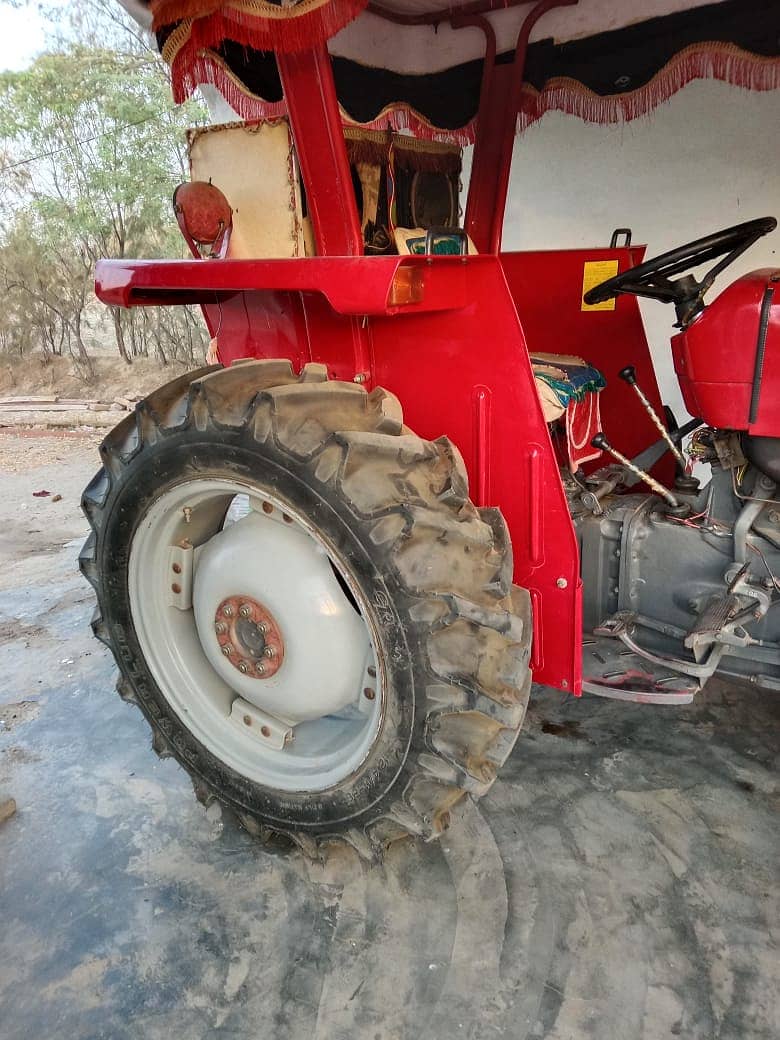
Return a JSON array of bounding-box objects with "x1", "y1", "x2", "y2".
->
[
  {"x1": 394, "y1": 227, "x2": 478, "y2": 256},
  {"x1": 531, "y1": 352, "x2": 606, "y2": 423},
  {"x1": 531, "y1": 353, "x2": 606, "y2": 471}
]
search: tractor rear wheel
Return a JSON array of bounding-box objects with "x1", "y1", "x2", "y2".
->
[{"x1": 80, "y1": 360, "x2": 531, "y2": 858}]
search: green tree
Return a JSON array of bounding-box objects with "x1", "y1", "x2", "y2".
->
[{"x1": 0, "y1": 6, "x2": 207, "y2": 372}]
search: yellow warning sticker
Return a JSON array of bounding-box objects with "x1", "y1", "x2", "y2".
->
[{"x1": 581, "y1": 259, "x2": 619, "y2": 311}]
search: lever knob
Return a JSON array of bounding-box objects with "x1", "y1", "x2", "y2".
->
[
  {"x1": 618, "y1": 365, "x2": 637, "y2": 385},
  {"x1": 591, "y1": 432, "x2": 610, "y2": 451}
]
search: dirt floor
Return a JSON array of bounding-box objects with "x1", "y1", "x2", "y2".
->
[{"x1": 0, "y1": 431, "x2": 778, "y2": 1040}]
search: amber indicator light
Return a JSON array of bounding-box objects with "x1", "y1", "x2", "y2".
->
[{"x1": 388, "y1": 266, "x2": 424, "y2": 307}]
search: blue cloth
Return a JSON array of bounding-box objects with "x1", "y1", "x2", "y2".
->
[{"x1": 530, "y1": 356, "x2": 606, "y2": 409}]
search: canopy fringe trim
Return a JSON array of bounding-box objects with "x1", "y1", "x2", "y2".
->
[
  {"x1": 167, "y1": 40, "x2": 780, "y2": 146},
  {"x1": 156, "y1": 0, "x2": 369, "y2": 58},
  {"x1": 517, "y1": 42, "x2": 780, "y2": 132},
  {"x1": 172, "y1": 49, "x2": 288, "y2": 116}
]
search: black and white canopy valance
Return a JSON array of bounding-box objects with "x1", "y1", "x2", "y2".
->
[{"x1": 144, "y1": 0, "x2": 780, "y2": 143}]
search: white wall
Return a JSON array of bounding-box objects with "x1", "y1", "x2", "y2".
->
[{"x1": 464, "y1": 80, "x2": 780, "y2": 419}]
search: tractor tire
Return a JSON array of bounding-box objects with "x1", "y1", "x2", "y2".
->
[{"x1": 80, "y1": 360, "x2": 531, "y2": 859}]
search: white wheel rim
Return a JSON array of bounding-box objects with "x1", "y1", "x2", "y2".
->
[{"x1": 128, "y1": 478, "x2": 383, "y2": 792}]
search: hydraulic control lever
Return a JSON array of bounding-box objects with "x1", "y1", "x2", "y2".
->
[
  {"x1": 619, "y1": 365, "x2": 698, "y2": 489},
  {"x1": 578, "y1": 469, "x2": 624, "y2": 515},
  {"x1": 591, "y1": 432, "x2": 690, "y2": 516}
]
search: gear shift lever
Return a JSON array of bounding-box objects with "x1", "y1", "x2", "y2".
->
[
  {"x1": 618, "y1": 366, "x2": 688, "y2": 469},
  {"x1": 618, "y1": 366, "x2": 699, "y2": 490},
  {"x1": 592, "y1": 432, "x2": 690, "y2": 516}
]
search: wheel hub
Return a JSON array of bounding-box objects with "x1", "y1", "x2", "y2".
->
[
  {"x1": 192, "y1": 507, "x2": 372, "y2": 724},
  {"x1": 214, "y1": 595, "x2": 284, "y2": 678},
  {"x1": 128, "y1": 479, "x2": 383, "y2": 792}
]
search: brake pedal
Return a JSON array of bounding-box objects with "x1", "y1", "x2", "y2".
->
[{"x1": 684, "y1": 594, "x2": 742, "y2": 655}]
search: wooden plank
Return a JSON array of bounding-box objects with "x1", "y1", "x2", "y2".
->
[{"x1": 0, "y1": 395, "x2": 59, "y2": 404}]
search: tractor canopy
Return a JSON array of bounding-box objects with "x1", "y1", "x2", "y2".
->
[{"x1": 133, "y1": 0, "x2": 779, "y2": 146}]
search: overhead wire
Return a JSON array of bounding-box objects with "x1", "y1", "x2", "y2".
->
[{"x1": 0, "y1": 108, "x2": 182, "y2": 174}]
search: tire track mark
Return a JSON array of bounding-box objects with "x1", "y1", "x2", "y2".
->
[
  {"x1": 310, "y1": 840, "x2": 456, "y2": 1040},
  {"x1": 423, "y1": 797, "x2": 510, "y2": 1040}
]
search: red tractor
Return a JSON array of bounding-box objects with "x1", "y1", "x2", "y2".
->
[{"x1": 82, "y1": 0, "x2": 780, "y2": 856}]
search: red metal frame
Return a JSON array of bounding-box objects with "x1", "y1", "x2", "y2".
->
[
  {"x1": 461, "y1": 0, "x2": 578, "y2": 253},
  {"x1": 456, "y1": 13, "x2": 504, "y2": 253},
  {"x1": 96, "y1": 242, "x2": 659, "y2": 694},
  {"x1": 276, "y1": 44, "x2": 363, "y2": 257},
  {"x1": 501, "y1": 248, "x2": 674, "y2": 483},
  {"x1": 92, "y1": 0, "x2": 684, "y2": 695}
]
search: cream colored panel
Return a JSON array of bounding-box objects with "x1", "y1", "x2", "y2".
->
[{"x1": 188, "y1": 120, "x2": 305, "y2": 259}]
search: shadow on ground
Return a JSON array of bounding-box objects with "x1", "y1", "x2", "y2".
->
[{"x1": 0, "y1": 437, "x2": 777, "y2": 1040}]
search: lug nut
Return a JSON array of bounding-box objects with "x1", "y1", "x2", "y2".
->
[
  {"x1": 243, "y1": 714, "x2": 252, "y2": 727},
  {"x1": 260, "y1": 725, "x2": 271, "y2": 738},
  {"x1": 214, "y1": 597, "x2": 283, "y2": 678},
  {"x1": 363, "y1": 687, "x2": 376, "y2": 701}
]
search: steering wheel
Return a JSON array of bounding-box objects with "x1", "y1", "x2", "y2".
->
[{"x1": 584, "y1": 216, "x2": 777, "y2": 326}]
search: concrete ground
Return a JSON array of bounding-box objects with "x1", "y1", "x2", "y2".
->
[{"x1": 0, "y1": 431, "x2": 778, "y2": 1040}]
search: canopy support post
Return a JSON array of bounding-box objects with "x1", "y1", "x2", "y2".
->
[
  {"x1": 462, "y1": 0, "x2": 577, "y2": 253},
  {"x1": 455, "y1": 14, "x2": 506, "y2": 254},
  {"x1": 277, "y1": 45, "x2": 363, "y2": 257}
]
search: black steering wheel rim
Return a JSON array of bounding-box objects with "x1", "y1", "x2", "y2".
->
[{"x1": 583, "y1": 216, "x2": 777, "y2": 325}]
